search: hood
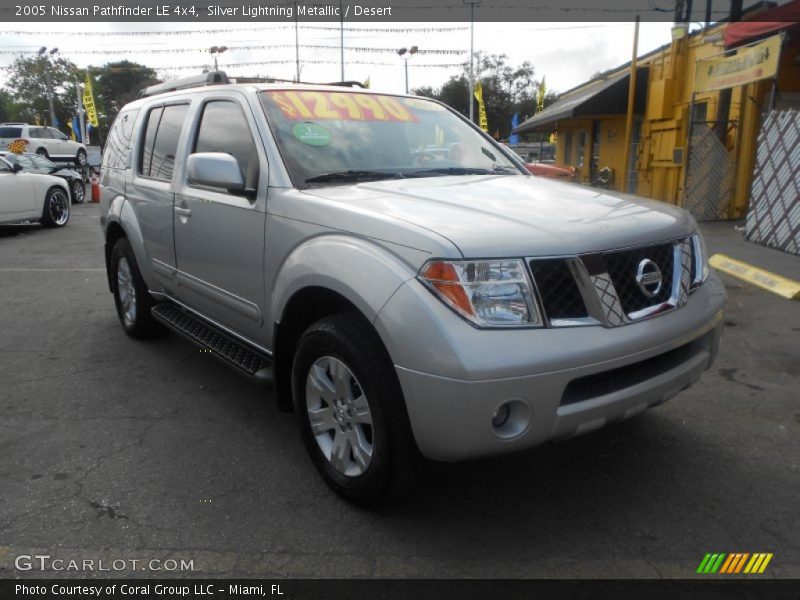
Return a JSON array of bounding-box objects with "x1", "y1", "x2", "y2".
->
[{"x1": 301, "y1": 175, "x2": 695, "y2": 258}]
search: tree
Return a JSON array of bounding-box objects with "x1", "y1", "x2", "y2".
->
[
  {"x1": 412, "y1": 53, "x2": 544, "y2": 140},
  {"x1": 3, "y1": 55, "x2": 81, "y2": 131},
  {"x1": 95, "y1": 61, "x2": 158, "y2": 117}
]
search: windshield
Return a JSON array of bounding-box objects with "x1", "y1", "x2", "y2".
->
[{"x1": 259, "y1": 90, "x2": 520, "y2": 187}]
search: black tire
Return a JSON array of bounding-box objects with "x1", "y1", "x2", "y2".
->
[
  {"x1": 75, "y1": 148, "x2": 87, "y2": 167},
  {"x1": 70, "y1": 179, "x2": 85, "y2": 204},
  {"x1": 40, "y1": 187, "x2": 70, "y2": 228},
  {"x1": 292, "y1": 313, "x2": 422, "y2": 507},
  {"x1": 110, "y1": 238, "x2": 165, "y2": 339},
  {"x1": 35, "y1": 147, "x2": 49, "y2": 159}
]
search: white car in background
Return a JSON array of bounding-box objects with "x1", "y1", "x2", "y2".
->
[
  {"x1": 0, "y1": 123, "x2": 88, "y2": 166},
  {"x1": 0, "y1": 155, "x2": 70, "y2": 227}
]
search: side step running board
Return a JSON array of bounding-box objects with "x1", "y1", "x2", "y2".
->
[{"x1": 152, "y1": 302, "x2": 273, "y2": 384}]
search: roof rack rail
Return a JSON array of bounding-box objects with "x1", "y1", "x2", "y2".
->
[
  {"x1": 137, "y1": 71, "x2": 229, "y2": 99},
  {"x1": 231, "y1": 76, "x2": 366, "y2": 89}
]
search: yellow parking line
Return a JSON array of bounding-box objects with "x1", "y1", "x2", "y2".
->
[{"x1": 709, "y1": 254, "x2": 800, "y2": 300}]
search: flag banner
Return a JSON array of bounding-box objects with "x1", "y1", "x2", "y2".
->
[
  {"x1": 83, "y1": 74, "x2": 99, "y2": 128},
  {"x1": 537, "y1": 76, "x2": 546, "y2": 113},
  {"x1": 509, "y1": 113, "x2": 520, "y2": 144},
  {"x1": 474, "y1": 81, "x2": 489, "y2": 133},
  {"x1": 69, "y1": 116, "x2": 82, "y2": 142}
]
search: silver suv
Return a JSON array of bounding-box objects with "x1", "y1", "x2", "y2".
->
[
  {"x1": 0, "y1": 123, "x2": 88, "y2": 165},
  {"x1": 100, "y1": 73, "x2": 726, "y2": 505}
]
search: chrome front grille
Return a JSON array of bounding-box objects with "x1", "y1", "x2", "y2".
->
[
  {"x1": 602, "y1": 242, "x2": 675, "y2": 314},
  {"x1": 528, "y1": 236, "x2": 696, "y2": 328}
]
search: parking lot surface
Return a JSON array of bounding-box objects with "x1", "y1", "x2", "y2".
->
[{"x1": 1, "y1": 203, "x2": 798, "y2": 578}]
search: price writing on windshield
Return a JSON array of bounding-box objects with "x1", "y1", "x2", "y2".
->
[{"x1": 267, "y1": 91, "x2": 419, "y2": 123}]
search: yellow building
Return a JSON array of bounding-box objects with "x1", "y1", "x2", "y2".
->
[{"x1": 515, "y1": 8, "x2": 800, "y2": 222}]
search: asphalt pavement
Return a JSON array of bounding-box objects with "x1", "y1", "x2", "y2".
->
[{"x1": 1, "y1": 202, "x2": 798, "y2": 578}]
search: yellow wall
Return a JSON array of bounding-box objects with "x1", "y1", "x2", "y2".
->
[{"x1": 551, "y1": 23, "x2": 799, "y2": 218}]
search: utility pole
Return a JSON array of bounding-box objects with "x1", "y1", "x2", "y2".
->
[
  {"x1": 620, "y1": 16, "x2": 640, "y2": 193},
  {"x1": 294, "y1": 1, "x2": 300, "y2": 82},
  {"x1": 463, "y1": 0, "x2": 481, "y2": 123},
  {"x1": 339, "y1": 0, "x2": 344, "y2": 81},
  {"x1": 38, "y1": 47, "x2": 58, "y2": 127},
  {"x1": 398, "y1": 46, "x2": 418, "y2": 94},
  {"x1": 714, "y1": 0, "x2": 743, "y2": 142}
]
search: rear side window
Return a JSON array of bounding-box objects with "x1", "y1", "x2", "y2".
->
[
  {"x1": 102, "y1": 108, "x2": 140, "y2": 170},
  {"x1": 29, "y1": 128, "x2": 49, "y2": 138},
  {"x1": 193, "y1": 100, "x2": 259, "y2": 190},
  {"x1": 139, "y1": 104, "x2": 188, "y2": 181},
  {"x1": 0, "y1": 127, "x2": 22, "y2": 138}
]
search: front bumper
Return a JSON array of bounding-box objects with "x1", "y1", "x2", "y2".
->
[{"x1": 374, "y1": 272, "x2": 726, "y2": 461}]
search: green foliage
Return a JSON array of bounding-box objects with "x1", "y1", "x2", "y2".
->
[
  {"x1": 95, "y1": 60, "x2": 158, "y2": 116},
  {"x1": 3, "y1": 55, "x2": 81, "y2": 131},
  {"x1": 413, "y1": 53, "x2": 551, "y2": 140}
]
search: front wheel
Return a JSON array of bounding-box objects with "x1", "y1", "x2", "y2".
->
[
  {"x1": 75, "y1": 149, "x2": 87, "y2": 167},
  {"x1": 292, "y1": 313, "x2": 421, "y2": 506},
  {"x1": 40, "y1": 187, "x2": 70, "y2": 228},
  {"x1": 110, "y1": 238, "x2": 165, "y2": 339},
  {"x1": 70, "y1": 179, "x2": 85, "y2": 204}
]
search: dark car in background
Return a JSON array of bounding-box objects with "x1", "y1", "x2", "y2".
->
[{"x1": 0, "y1": 152, "x2": 86, "y2": 203}]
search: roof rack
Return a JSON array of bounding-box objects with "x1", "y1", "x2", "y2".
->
[
  {"x1": 230, "y1": 76, "x2": 367, "y2": 88},
  {"x1": 137, "y1": 71, "x2": 229, "y2": 99}
]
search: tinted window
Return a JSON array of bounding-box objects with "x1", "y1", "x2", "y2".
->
[
  {"x1": 139, "y1": 107, "x2": 163, "y2": 178},
  {"x1": 0, "y1": 160, "x2": 11, "y2": 172},
  {"x1": 0, "y1": 127, "x2": 22, "y2": 138},
  {"x1": 103, "y1": 108, "x2": 140, "y2": 171},
  {"x1": 193, "y1": 101, "x2": 259, "y2": 190},
  {"x1": 50, "y1": 128, "x2": 68, "y2": 141},
  {"x1": 31, "y1": 155, "x2": 54, "y2": 169},
  {"x1": 147, "y1": 104, "x2": 188, "y2": 181},
  {"x1": 30, "y1": 128, "x2": 50, "y2": 138}
]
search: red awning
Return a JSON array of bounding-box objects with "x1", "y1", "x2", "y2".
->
[{"x1": 724, "y1": 0, "x2": 800, "y2": 47}]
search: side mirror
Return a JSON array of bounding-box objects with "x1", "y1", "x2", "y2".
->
[
  {"x1": 186, "y1": 152, "x2": 245, "y2": 192},
  {"x1": 12, "y1": 163, "x2": 23, "y2": 173}
]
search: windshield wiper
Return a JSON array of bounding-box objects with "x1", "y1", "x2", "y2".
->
[
  {"x1": 404, "y1": 166, "x2": 517, "y2": 178},
  {"x1": 305, "y1": 170, "x2": 405, "y2": 184}
]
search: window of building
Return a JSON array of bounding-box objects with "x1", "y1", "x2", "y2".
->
[
  {"x1": 576, "y1": 131, "x2": 586, "y2": 167},
  {"x1": 192, "y1": 101, "x2": 259, "y2": 191}
]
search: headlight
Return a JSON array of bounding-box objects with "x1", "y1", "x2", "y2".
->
[
  {"x1": 418, "y1": 259, "x2": 542, "y2": 328},
  {"x1": 691, "y1": 232, "x2": 709, "y2": 287}
]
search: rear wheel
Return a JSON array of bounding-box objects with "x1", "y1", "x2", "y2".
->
[
  {"x1": 292, "y1": 313, "x2": 421, "y2": 506},
  {"x1": 70, "y1": 179, "x2": 85, "y2": 203},
  {"x1": 40, "y1": 187, "x2": 70, "y2": 228},
  {"x1": 110, "y1": 238, "x2": 165, "y2": 339},
  {"x1": 35, "y1": 147, "x2": 49, "y2": 159}
]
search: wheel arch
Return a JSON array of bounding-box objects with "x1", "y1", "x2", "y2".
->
[{"x1": 103, "y1": 199, "x2": 149, "y2": 293}]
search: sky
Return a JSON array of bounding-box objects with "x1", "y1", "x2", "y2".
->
[{"x1": 0, "y1": 21, "x2": 674, "y2": 98}]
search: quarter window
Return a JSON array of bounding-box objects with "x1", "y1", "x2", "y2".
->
[
  {"x1": 139, "y1": 104, "x2": 188, "y2": 181},
  {"x1": 193, "y1": 100, "x2": 259, "y2": 190}
]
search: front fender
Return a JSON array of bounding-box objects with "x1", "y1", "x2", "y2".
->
[{"x1": 271, "y1": 234, "x2": 420, "y2": 330}]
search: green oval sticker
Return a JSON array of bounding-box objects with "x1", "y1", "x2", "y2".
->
[{"x1": 292, "y1": 122, "x2": 332, "y2": 146}]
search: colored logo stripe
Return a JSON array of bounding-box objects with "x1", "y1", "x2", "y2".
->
[{"x1": 697, "y1": 553, "x2": 773, "y2": 574}]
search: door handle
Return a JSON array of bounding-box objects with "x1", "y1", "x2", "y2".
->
[{"x1": 174, "y1": 206, "x2": 192, "y2": 217}]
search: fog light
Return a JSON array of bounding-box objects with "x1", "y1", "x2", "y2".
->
[
  {"x1": 490, "y1": 398, "x2": 532, "y2": 440},
  {"x1": 492, "y1": 403, "x2": 511, "y2": 428}
]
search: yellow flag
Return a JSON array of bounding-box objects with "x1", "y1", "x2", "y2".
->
[
  {"x1": 537, "y1": 76, "x2": 546, "y2": 113},
  {"x1": 473, "y1": 81, "x2": 488, "y2": 133},
  {"x1": 83, "y1": 74, "x2": 99, "y2": 128}
]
